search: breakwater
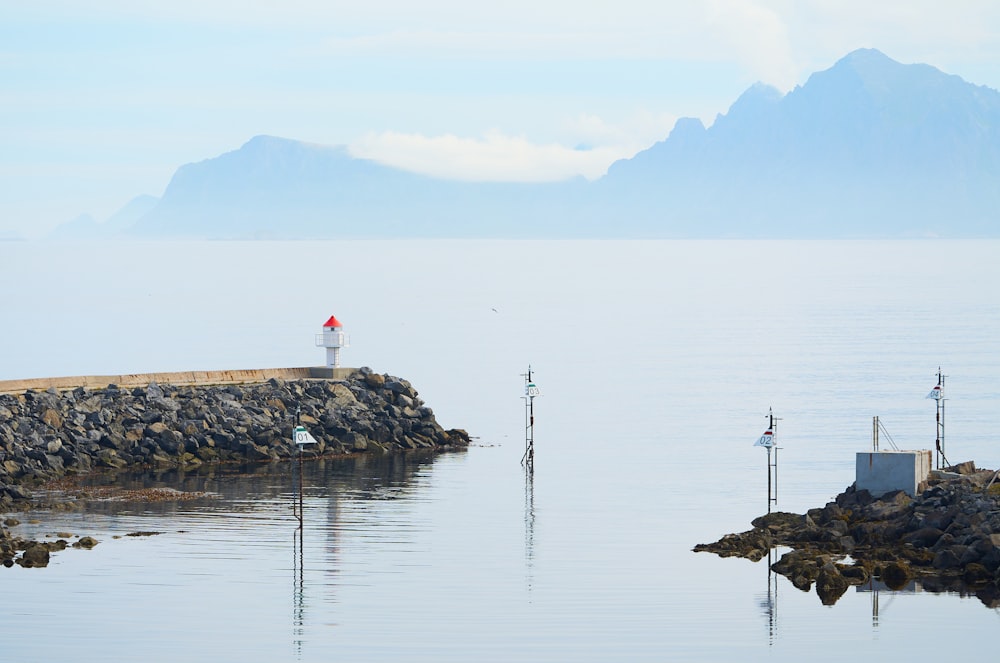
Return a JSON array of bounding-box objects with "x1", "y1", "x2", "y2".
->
[{"x1": 0, "y1": 366, "x2": 469, "y2": 509}]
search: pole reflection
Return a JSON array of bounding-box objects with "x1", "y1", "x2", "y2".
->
[
  {"x1": 524, "y1": 462, "x2": 535, "y2": 596},
  {"x1": 293, "y1": 525, "x2": 305, "y2": 659},
  {"x1": 758, "y1": 547, "x2": 779, "y2": 645}
]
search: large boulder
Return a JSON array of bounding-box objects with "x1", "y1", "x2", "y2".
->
[
  {"x1": 880, "y1": 562, "x2": 912, "y2": 590},
  {"x1": 816, "y1": 563, "x2": 849, "y2": 605},
  {"x1": 902, "y1": 527, "x2": 944, "y2": 548},
  {"x1": 18, "y1": 545, "x2": 50, "y2": 568}
]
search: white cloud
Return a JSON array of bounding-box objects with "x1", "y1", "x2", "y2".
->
[
  {"x1": 349, "y1": 129, "x2": 645, "y2": 182},
  {"x1": 704, "y1": 0, "x2": 798, "y2": 90},
  {"x1": 561, "y1": 111, "x2": 678, "y2": 150},
  {"x1": 347, "y1": 108, "x2": 679, "y2": 182}
]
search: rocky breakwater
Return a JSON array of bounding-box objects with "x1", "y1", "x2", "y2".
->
[
  {"x1": 0, "y1": 367, "x2": 470, "y2": 509},
  {"x1": 694, "y1": 463, "x2": 1000, "y2": 606}
]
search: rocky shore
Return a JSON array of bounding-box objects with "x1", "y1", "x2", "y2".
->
[
  {"x1": 0, "y1": 367, "x2": 469, "y2": 566},
  {"x1": 694, "y1": 462, "x2": 1000, "y2": 606}
]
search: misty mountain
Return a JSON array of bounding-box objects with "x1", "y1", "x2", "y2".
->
[
  {"x1": 130, "y1": 136, "x2": 586, "y2": 239},
  {"x1": 51, "y1": 195, "x2": 159, "y2": 240},
  {"x1": 104, "y1": 49, "x2": 1000, "y2": 239},
  {"x1": 596, "y1": 48, "x2": 1000, "y2": 236},
  {"x1": 105, "y1": 194, "x2": 159, "y2": 231},
  {"x1": 50, "y1": 213, "x2": 100, "y2": 240}
]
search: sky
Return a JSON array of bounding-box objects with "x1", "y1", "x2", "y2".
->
[{"x1": 4, "y1": 1, "x2": 1000, "y2": 238}]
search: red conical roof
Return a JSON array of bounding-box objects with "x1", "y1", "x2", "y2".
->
[{"x1": 323, "y1": 314, "x2": 343, "y2": 328}]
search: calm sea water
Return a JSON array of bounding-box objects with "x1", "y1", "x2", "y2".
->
[{"x1": 2, "y1": 240, "x2": 1000, "y2": 661}]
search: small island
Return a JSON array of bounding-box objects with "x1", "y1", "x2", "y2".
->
[{"x1": 694, "y1": 461, "x2": 1000, "y2": 606}]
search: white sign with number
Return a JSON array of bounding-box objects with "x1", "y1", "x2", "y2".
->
[
  {"x1": 525, "y1": 382, "x2": 540, "y2": 398},
  {"x1": 754, "y1": 430, "x2": 774, "y2": 448},
  {"x1": 294, "y1": 426, "x2": 318, "y2": 445}
]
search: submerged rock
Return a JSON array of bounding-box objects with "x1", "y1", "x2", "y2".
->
[{"x1": 73, "y1": 537, "x2": 98, "y2": 549}]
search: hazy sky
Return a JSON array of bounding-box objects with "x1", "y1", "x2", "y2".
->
[{"x1": 4, "y1": 1, "x2": 1000, "y2": 238}]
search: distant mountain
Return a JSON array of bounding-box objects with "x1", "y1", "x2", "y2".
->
[
  {"x1": 130, "y1": 136, "x2": 585, "y2": 239},
  {"x1": 50, "y1": 195, "x2": 159, "y2": 240},
  {"x1": 103, "y1": 49, "x2": 1000, "y2": 239},
  {"x1": 50, "y1": 213, "x2": 100, "y2": 240},
  {"x1": 597, "y1": 48, "x2": 1000, "y2": 236},
  {"x1": 104, "y1": 194, "x2": 159, "y2": 232}
]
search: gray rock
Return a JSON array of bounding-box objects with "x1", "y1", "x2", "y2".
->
[
  {"x1": 902, "y1": 527, "x2": 944, "y2": 548},
  {"x1": 146, "y1": 382, "x2": 164, "y2": 400},
  {"x1": 19, "y1": 545, "x2": 50, "y2": 568},
  {"x1": 933, "y1": 547, "x2": 965, "y2": 570},
  {"x1": 349, "y1": 433, "x2": 368, "y2": 451},
  {"x1": 816, "y1": 563, "x2": 849, "y2": 605}
]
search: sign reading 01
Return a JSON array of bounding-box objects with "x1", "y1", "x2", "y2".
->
[{"x1": 294, "y1": 426, "x2": 317, "y2": 445}]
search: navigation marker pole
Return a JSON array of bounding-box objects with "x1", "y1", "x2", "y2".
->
[
  {"x1": 293, "y1": 417, "x2": 319, "y2": 529},
  {"x1": 521, "y1": 366, "x2": 539, "y2": 470},
  {"x1": 926, "y1": 368, "x2": 947, "y2": 469},
  {"x1": 291, "y1": 409, "x2": 317, "y2": 657},
  {"x1": 754, "y1": 409, "x2": 781, "y2": 514}
]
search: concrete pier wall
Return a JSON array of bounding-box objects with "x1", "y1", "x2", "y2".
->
[{"x1": 0, "y1": 367, "x2": 355, "y2": 394}]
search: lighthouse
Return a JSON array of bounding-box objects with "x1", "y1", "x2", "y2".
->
[{"x1": 316, "y1": 314, "x2": 349, "y2": 368}]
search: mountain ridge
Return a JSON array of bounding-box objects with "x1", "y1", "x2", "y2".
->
[{"x1": 54, "y1": 48, "x2": 1000, "y2": 239}]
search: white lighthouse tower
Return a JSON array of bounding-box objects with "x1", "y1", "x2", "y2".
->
[{"x1": 316, "y1": 314, "x2": 349, "y2": 368}]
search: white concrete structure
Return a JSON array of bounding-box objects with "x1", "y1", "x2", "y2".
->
[
  {"x1": 315, "y1": 314, "x2": 349, "y2": 368},
  {"x1": 856, "y1": 450, "x2": 932, "y2": 498}
]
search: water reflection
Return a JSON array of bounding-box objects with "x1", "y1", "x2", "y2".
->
[
  {"x1": 855, "y1": 576, "x2": 1000, "y2": 611},
  {"x1": 293, "y1": 526, "x2": 305, "y2": 658},
  {"x1": 35, "y1": 450, "x2": 454, "y2": 657},
  {"x1": 63, "y1": 450, "x2": 447, "y2": 516},
  {"x1": 524, "y1": 463, "x2": 535, "y2": 595},
  {"x1": 763, "y1": 555, "x2": 1000, "y2": 617},
  {"x1": 758, "y1": 548, "x2": 780, "y2": 644}
]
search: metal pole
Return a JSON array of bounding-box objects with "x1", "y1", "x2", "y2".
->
[
  {"x1": 766, "y1": 446, "x2": 772, "y2": 514},
  {"x1": 298, "y1": 444, "x2": 305, "y2": 530},
  {"x1": 772, "y1": 411, "x2": 778, "y2": 508},
  {"x1": 296, "y1": 406, "x2": 304, "y2": 529},
  {"x1": 521, "y1": 365, "x2": 535, "y2": 469},
  {"x1": 521, "y1": 365, "x2": 531, "y2": 467},
  {"x1": 940, "y1": 369, "x2": 946, "y2": 469},
  {"x1": 528, "y1": 368, "x2": 534, "y2": 467},
  {"x1": 936, "y1": 369, "x2": 941, "y2": 468},
  {"x1": 935, "y1": 407, "x2": 940, "y2": 469},
  {"x1": 933, "y1": 368, "x2": 945, "y2": 469}
]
